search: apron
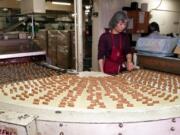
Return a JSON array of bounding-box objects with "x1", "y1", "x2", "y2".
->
[{"x1": 103, "y1": 33, "x2": 124, "y2": 75}]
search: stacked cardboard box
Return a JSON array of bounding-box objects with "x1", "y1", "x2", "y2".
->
[
  {"x1": 70, "y1": 31, "x2": 75, "y2": 69},
  {"x1": 0, "y1": 33, "x2": 3, "y2": 40},
  {"x1": 33, "y1": 30, "x2": 48, "y2": 52},
  {"x1": 0, "y1": 39, "x2": 30, "y2": 54},
  {"x1": 56, "y1": 30, "x2": 71, "y2": 69},
  {"x1": 48, "y1": 30, "x2": 57, "y2": 66},
  {"x1": 69, "y1": 31, "x2": 87, "y2": 69},
  {"x1": 47, "y1": 30, "x2": 71, "y2": 69}
]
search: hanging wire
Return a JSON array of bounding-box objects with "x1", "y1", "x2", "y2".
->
[
  {"x1": 150, "y1": 0, "x2": 180, "y2": 13},
  {"x1": 150, "y1": 0, "x2": 163, "y2": 12}
]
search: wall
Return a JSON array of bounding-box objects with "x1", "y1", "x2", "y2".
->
[{"x1": 150, "y1": 0, "x2": 180, "y2": 34}]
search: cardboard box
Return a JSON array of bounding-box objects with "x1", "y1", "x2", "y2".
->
[
  {"x1": 47, "y1": 30, "x2": 57, "y2": 66},
  {"x1": 34, "y1": 30, "x2": 48, "y2": 51},
  {"x1": 57, "y1": 45, "x2": 70, "y2": 69},
  {"x1": 56, "y1": 31, "x2": 71, "y2": 69}
]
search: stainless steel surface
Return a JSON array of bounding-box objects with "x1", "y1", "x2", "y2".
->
[{"x1": 0, "y1": 51, "x2": 45, "y2": 59}]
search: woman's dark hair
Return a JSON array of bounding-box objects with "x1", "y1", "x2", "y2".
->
[
  {"x1": 109, "y1": 11, "x2": 128, "y2": 29},
  {"x1": 148, "y1": 22, "x2": 160, "y2": 33}
]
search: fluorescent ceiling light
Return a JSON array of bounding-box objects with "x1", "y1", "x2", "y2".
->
[
  {"x1": 2, "y1": 8, "x2": 8, "y2": 11},
  {"x1": 52, "y1": 1, "x2": 71, "y2": 6},
  {"x1": 85, "y1": 9, "x2": 90, "y2": 13},
  {"x1": 85, "y1": 5, "x2": 91, "y2": 10}
]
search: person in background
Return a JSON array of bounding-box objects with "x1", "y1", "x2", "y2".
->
[
  {"x1": 148, "y1": 22, "x2": 161, "y2": 38},
  {"x1": 98, "y1": 11, "x2": 134, "y2": 75}
]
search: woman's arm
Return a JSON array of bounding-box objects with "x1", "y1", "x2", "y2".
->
[
  {"x1": 126, "y1": 53, "x2": 134, "y2": 71},
  {"x1": 98, "y1": 33, "x2": 108, "y2": 72},
  {"x1": 98, "y1": 59, "x2": 104, "y2": 72},
  {"x1": 123, "y1": 34, "x2": 134, "y2": 71}
]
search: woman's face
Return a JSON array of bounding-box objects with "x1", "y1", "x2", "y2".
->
[{"x1": 114, "y1": 20, "x2": 128, "y2": 33}]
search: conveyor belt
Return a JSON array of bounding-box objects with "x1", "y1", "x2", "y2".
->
[{"x1": 0, "y1": 62, "x2": 180, "y2": 123}]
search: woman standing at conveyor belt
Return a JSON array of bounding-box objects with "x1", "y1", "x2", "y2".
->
[{"x1": 98, "y1": 10, "x2": 134, "y2": 75}]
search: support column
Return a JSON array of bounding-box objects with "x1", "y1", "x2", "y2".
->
[
  {"x1": 31, "y1": 15, "x2": 35, "y2": 39},
  {"x1": 74, "y1": 0, "x2": 83, "y2": 72}
]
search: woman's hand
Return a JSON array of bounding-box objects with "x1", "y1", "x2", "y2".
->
[
  {"x1": 126, "y1": 54, "x2": 134, "y2": 71},
  {"x1": 126, "y1": 62, "x2": 134, "y2": 71}
]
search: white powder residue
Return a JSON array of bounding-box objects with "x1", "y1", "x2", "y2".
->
[{"x1": 77, "y1": 71, "x2": 110, "y2": 77}]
